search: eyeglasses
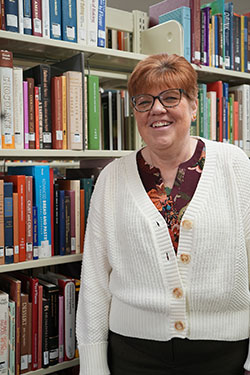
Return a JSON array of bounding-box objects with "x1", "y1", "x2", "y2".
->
[{"x1": 131, "y1": 88, "x2": 187, "y2": 112}]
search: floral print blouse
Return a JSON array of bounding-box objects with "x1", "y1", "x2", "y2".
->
[{"x1": 137, "y1": 139, "x2": 205, "y2": 254}]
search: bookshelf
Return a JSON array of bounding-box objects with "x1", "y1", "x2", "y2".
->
[{"x1": 1, "y1": 3, "x2": 250, "y2": 374}]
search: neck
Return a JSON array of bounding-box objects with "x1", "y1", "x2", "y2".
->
[{"x1": 142, "y1": 137, "x2": 197, "y2": 171}]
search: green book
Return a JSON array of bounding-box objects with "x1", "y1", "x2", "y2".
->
[{"x1": 87, "y1": 75, "x2": 100, "y2": 150}]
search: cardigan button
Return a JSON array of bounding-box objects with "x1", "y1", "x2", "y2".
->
[
  {"x1": 173, "y1": 288, "x2": 183, "y2": 299},
  {"x1": 180, "y1": 253, "x2": 191, "y2": 264},
  {"x1": 182, "y1": 220, "x2": 193, "y2": 229},
  {"x1": 175, "y1": 321, "x2": 185, "y2": 331}
]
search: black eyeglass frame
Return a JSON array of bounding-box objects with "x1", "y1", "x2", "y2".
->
[{"x1": 131, "y1": 88, "x2": 188, "y2": 112}]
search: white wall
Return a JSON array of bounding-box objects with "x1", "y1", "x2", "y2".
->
[{"x1": 107, "y1": 0, "x2": 249, "y2": 15}]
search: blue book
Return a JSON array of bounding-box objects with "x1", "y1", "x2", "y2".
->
[
  {"x1": 58, "y1": 190, "x2": 66, "y2": 256},
  {"x1": 224, "y1": 2, "x2": 234, "y2": 70},
  {"x1": 33, "y1": 206, "x2": 38, "y2": 260},
  {"x1": 97, "y1": 0, "x2": 106, "y2": 47},
  {"x1": 4, "y1": 182, "x2": 13, "y2": 264},
  {"x1": 4, "y1": 0, "x2": 19, "y2": 32},
  {"x1": 61, "y1": 0, "x2": 77, "y2": 43},
  {"x1": 80, "y1": 178, "x2": 93, "y2": 223},
  {"x1": 23, "y1": 0, "x2": 32, "y2": 34},
  {"x1": 49, "y1": 0, "x2": 62, "y2": 40},
  {"x1": 159, "y1": 6, "x2": 191, "y2": 62},
  {"x1": 8, "y1": 166, "x2": 51, "y2": 259},
  {"x1": 223, "y1": 82, "x2": 229, "y2": 142}
]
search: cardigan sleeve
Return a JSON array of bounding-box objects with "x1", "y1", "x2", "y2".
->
[{"x1": 76, "y1": 174, "x2": 112, "y2": 375}]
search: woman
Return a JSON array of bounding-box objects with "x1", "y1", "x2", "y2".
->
[{"x1": 76, "y1": 53, "x2": 250, "y2": 375}]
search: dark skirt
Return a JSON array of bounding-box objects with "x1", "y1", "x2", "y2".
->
[{"x1": 108, "y1": 331, "x2": 248, "y2": 375}]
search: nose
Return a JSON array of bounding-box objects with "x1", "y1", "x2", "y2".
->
[{"x1": 151, "y1": 97, "x2": 168, "y2": 113}]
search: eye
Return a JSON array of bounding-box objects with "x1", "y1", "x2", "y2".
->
[{"x1": 135, "y1": 95, "x2": 153, "y2": 108}]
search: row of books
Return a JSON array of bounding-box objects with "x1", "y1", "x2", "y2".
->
[
  {"x1": 149, "y1": 0, "x2": 250, "y2": 72},
  {"x1": 190, "y1": 81, "x2": 250, "y2": 151},
  {"x1": 0, "y1": 164, "x2": 94, "y2": 264},
  {"x1": 0, "y1": 50, "x2": 136, "y2": 151},
  {"x1": 0, "y1": 270, "x2": 79, "y2": 375},
  {"x1": 106, "y1": 28, "x2": 133, "y2": 52},
  {"x1": 0, "y1": 0, "x2": 107, "y2": 47}
]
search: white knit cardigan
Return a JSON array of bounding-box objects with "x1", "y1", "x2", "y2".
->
[{"x1": 76, "y1": 138, "x2": 250, "y2": 375}]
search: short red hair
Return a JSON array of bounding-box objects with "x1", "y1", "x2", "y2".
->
[{"x1": 128, "y1": 53, "x2": 198, "y2": 101}]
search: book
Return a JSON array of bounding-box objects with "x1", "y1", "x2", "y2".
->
[
  {"x1": 13, "y1": 192, "x2": 19, "y2": 263},
  {"x1": 49, "y1": 168, "x2": 54, "y2": 257},
  {"x1": 201, "y1": 6, "x2": 210, "y2": 66},
  {"x1": 37, "y1": 278, "x2": 59, "y2": 366},
  {"x1": 64, "y1": 193, "x2": 71, "y2": 255},
  {"x1": 206, "y1": 91, "x2": 217, "y2": 141},
  {"x1": 65, "y1": 190, "x2": 76, "y2": 254},
  {"x1": 63, "y1": 71, "x2": 83, "y2": 150},
  {"x1": 49, "y1": 0, "x2": 61, "y2": 40},
  {"x1": 23, "y1": 0, "x2": 32, "y2": 34},
  {"x1": 18, "y1": 0, "x2": 23, "y2": 33},
  {"x1": 25, "y1": 176, "x2": 33, "y2": 260},
  {"x1": 77, "y1": 0, "x2": 87, "y2": 45},
  {"x1": 32, "y1": 205, "x2": 38, "y2": 259},
  {"x1": 31, "y1": 0, "x2": 42, "y2": 37},
  {"x1": 243, "y1": 12, "x2": 250, "y2": 73},
  {"x1": 159, "y1": 6, "x2": 191, "y2": 62},
  {"x1": 34, "y1": 86, "x2": 40, "y2": 149},
  {"x1": 8, "y1": 299, "x2": 15, "y2": 375},
  {"x1": 23, "y1": 81, "x2": 29, "y2": 149},
  {"x1": 224, "y1": 2, "x2": 233, "y2": 70},
  {"x1": 233, "y1": 100, "x2": 239, "y2": 146},
  {"x1": 0, "y1": 290, "x2": 8, "y2": 375},
  {"x1": 26, "y1": 77, "x2": 35, "y2": 149},
  {"x1": 0, "y1": 274, "x2": 21, "y2": 375},
  {"x1": 37, "y1": 284, "x2": 43, "y2": 369},
  {"x1": 97, "y1": 0, "x2": 105, "y2": 47},
  {"x1": 1, "y1": 0, "x2": 6, "y2": 30},
  {"x1": 4, "y1": 181, "x2": 13, "y2": 264},
  {"x1": 42, "y1": 0, "x2": 50, "y2": 38},
  {"x1": 61, "y1": 0, "x2": 77, "y2": 42},
  {"x1": 42, "y1": 298, "x2": 49, "y2": 368},
  {"x1": 229, "y1": 87, "x2": 243, "y2": 148},
  {"x1": 58, "y1": 295, "x2": 64, "y2": 362},
  {"x1": 51, "y1": 76, "x2": 63, "y2": 149},
  {"x1": 4, "y1": 175, "x2": 26, "y2": 262},
  {"x1": 0, "y1": 50, "x2": 14, "y2": 149},
  {"x1": 13, "y1": 67, "x2": 24, "y2": 149},
  {"x1": 54, "y1": 184, "x2": 59, "y2": 256},
  {"x1": 87, "y1": 75, "x2": 100, "y2": 150},
  {"x1": 87, "y1": 0, "x2": 98, "y2": 46},
  {"x1": 58, "y1": 190, "x2": 66, "y2": 256},
  {"x1": 8, "y1": 166, "x2": 52, "y2": 258},
  {"x1": 23, "y1": 64, "x2": 52, "y2": 149},
  {"x1": 207, "y1": 81, "x2": 223, "y2": 142},
  {"x1": 0, "y1": 180, "x2": 4, "y2": 265},
  {"x1": 4, "y1": 0, "x2": 18, "y2": 32},
  {"x1": 233, "y1": 13, "x2": 241, "y2": 71},
  {"x1": 80, "y1": 188, "x2": 85, "y2": 252},
  {"x1": 20, "y1": 293, "x2": 29, "y2": 374}
]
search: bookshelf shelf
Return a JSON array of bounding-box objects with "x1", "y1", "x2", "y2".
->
[
  {"x1": 194, "y1": 64, "x2": 250, "y2": 84},
  {"x1": 25, "y1": 358, "x2": 79, "y2": 375},
  {"x1": 0, "y1": 254, "x2": 83, "y2": 273}
]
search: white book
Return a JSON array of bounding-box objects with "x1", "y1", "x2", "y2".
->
[
  {"x1": 0, "y1": 58, "x2": 14, "y2": 149},
  {"x1": 229, "y1": 85, "x2": 250, "y2": 152},
  {"x1": 8, "y1": 300, "x2": 15, "y2": 375},
  {"x1": 42, "y1": 0, "x2": 50, "y2": 38},
  {"x1": 77, "y1": 0, "x2": 88, "y2": 44},
  {"x1": 18, "y1": 0, "x2": 24, "y2": 33},
  {"x1": 0, "y1": 290, "x2": 9, "y2": 375},
  {"x1": 13, "y1": 67, "x2": 24, "y2": 149},
  {"x1": 206, "y1": 91, "x2": 217, "y2": 141},
  {"x1": 116, "y1": 90, "x2": 122, "y2": 151},
  {"x1": 87, "y1": 0, "x2": 98, "y2": 46},
  {"x1": 108, "y1": 91, "x2": 113, "y2": 150}
]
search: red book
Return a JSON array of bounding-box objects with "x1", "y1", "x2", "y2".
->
[
  {"x1": 233, "y1": 101, "x2": 239, "y2": 146},
  {"x1": 0, "y1": 274, "x2": 21, "y2": 375},
  {"x1": 4, "y1": 175, "x2": 26, "y2": 261},
  {"x1": 25, "y1": 176, "x2": 33, "y2": 261},
  {"x1": 14, "y1": 273, "x2": 39, "y2": 371},
  {"x1": 50, "y1": 168, "x2": 54, "y2": 256},
  {"x1": 37, "y1": 284, "x2": 43, "y2": 369},
  {"x1": 31, "y1": 0, "x2": 42, "y2": 37},
  {"x1": 0, "y1": 0, "x2": 5, "y2": 30},
  {"x1": 34, "y1": 86, "x2": 40, "y2": 149},
  {"x1": 191, "y1": 0, "x2": 201, "y2": 64},
  {"x1": 51, "y1": 76, "x2": 63, "y2": 149},
  {"x1": 207, "y1": 81, "x2": 223, "y2": 143}
]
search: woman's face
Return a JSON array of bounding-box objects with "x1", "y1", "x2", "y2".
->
[{"x1": 133, "y1": 86, "x2": 197, "y2": 153}]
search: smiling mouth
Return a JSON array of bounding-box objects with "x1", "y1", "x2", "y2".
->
[{"x1": 151, "y1": 121, "x2": 173, "y2": 128}]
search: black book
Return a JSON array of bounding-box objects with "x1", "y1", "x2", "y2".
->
[
  {"x1": 42, "y1": 298, "x2": 49, "y2": 368},
  {"x1": 54, "y1": 183, "x2": 60, "y2": 256}
]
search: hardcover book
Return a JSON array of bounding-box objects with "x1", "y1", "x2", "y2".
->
[
  {"x1": 20, "y1": 293, "x2": 29, "y2": 374},
  {"x1": 26, "y1": 77, "x2": 35, "y2": 149},
  {"x1": 77, "y1": 0, "x2": 87, "y2": 44},
  {"x1": 4, "y1": 181, "x2": 13, "y2": 264},
  {"x1": 87, "y1": 0, "x2": 98, "y2": 45},
  {"x1": 51, "y1": 76, "x2": 63, "y2": 149},
  {"x1": 0, "y1": 180, "x2": 4, "y2": 265},
  {"x1": 23, "y1": 0, "x2": 32, "y2": 34},
  {"x1": 42, "y1": 0, "x2": 49, "y2": 38},
  {"x1": 61, "y1": 0, "x2": 77, "y2": 42},
  {"x1": 49, "y1": 0, "x2": 61, "y2": 40},
  {"x1": 4, "y1": 0, "x2": 19, "y2": 32},
  {"x1": 13, "y1": 67, "x2": 24, "y2": 149},
  {"x1": 23, "y1": 81, "x2": 29, "y2": 149},
  {"x1": 25, "y1": 176, "x2": 33, "y2": 260},
  {"x1": 31, "y1": 0, "x2": 42, "y2": 36},
  {"x1": 8, "y1": 299, "x2": 15, "y2": 375},
  {"x1": 87, "y1": 75, "x2": 100, "y2": 150},
  {"x1": 13, "y1": 192, "x2": 19, "y2": 263},
  {"x1": 0, "y1": 290, "x2": 8, "y2": 375},
  {"x1": 97, "y1": 0, "x2": 105, "y2": 47},
  {"x1": 42, "y1": 298, "x2": 49, "y2": 368}
]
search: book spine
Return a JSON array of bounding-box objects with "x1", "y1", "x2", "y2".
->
[
  {"x1": 23, "y1": 81, "x2": 29, "y2": 149},
  {"x1": 234, "y1": 100, "x2": 239, "y2": 146},
  {"x1": 4, "y1": 182, "x2": 13, "y2": 264},
  {"x1": 77, "y1": 0, "x2": 87, "y2": 44},
  {"x1": 87, "y1": 0, "x2": 98, "y2": 46},
  {"x1": 27, "y1": 302, "x2": 32, "y2": 371},
  {"x1": 0, "y1": 181, "x2": 4, "y2": 265},
  {"x1": 38, "y1": 85, "x2": 43, "y2": 149},
  {"x1": 47, "y1": 290, "x2": 59, "y2": 366},
  {"x1": 61, "y1": 75, "x2": 67, "y2": 149},
  {"x1": 25, "y1": 176, "x2": 33, "y2": 261},
  {"x1": 26, "y1": 77, "x2": 35, "y2": 149},
  {"x1": 234, "y1": 14, "x2": 241, "y2": 71},
  {"x1": 244, "y1": 16, "x2": 248, "y2": 72},
  {"x1": 4, "y1": 0, "x2": 18, "y2": 32},
  {"x1": 41, "y1": 66, "x2": 52, "y2": 149},
  {"x1": 18, "y1": 0, "x2": 23, "y2": 33},
  {"x1": 49, "y1": 0, "x2": 61, "y2": 39},
  {"x1": 247, "y1": 17, "x2": 250, "y2": 73},
  {"x1": 32, "y1": 206, "x2": 38, "y2": 260},
  {"x1": 8, "y1": 300, "x2": 15, "y2": 375},
  {"x1": 37, "y1": 285, "x2": 43, "y2": 369},
  {"x1": 23, "y1": 0, "x2": 32, "y2": 34},
  {"x1": 1, "y1": 0, "x2": 6, "y2": 30},
  {"x1": 61, "y1": 280, "x2": 75, "y2": 361},
  {"x1": 31, "y1": 279, "x2": 38, "y2": 371},
  {"x1": 191, "y1": 0, "x2": 201, "y2": 63},
  {"x1": 42, "y1": 299, "x2": 49, "y2": 368},
  {"x1": 51, "y1": 76, "x2": 63, "y2": 149},
  {"x1": 34, "y1": 86, "x2": 40, "y2": 149},
  {"x1": 64, "y1": 194, "x2": 71, "y2": 255},
  {"x1": 0, "y1": 292, "x2": 9, "y2": 374},
  {"x1": 49, "y1": 168, "x2": 54, "y2": 257},
  {"x1": 20, "y1": 294, "x2": 29, "y2": 374},
  {"x1": 42, "y1": 0, "x2": 50, "y2": 38},
  {"x1": 97, "y1": 0, "x2": 105, "y2": 47},
  {"x1": 13, "y1": 67, "x2": 24, "y2": 149},
  {"x1": 59, "y1": 190, "x2": 66, "y2": 256},
  {"x1": 80, "y1": 188, "x2": 85, "y2": 252},
  {"x1": 241, "y1": 15, "x2": 245, "y2": 72},
  {"x1": 54, "y1": 184, "x2": 59, "y2": 256},
  {"x1": 65, "y1": 190, "x2": 76, "y2": 254},
  {"x1": 87, "y1": 75, "x2": 100, "y2": 150},
  {"x1": 13, "y1": 192, "x2": 19, "y2": 263},
  {"x1": 61, "y1": 0, "x2": 77, "y2": 42},
  {"x1": 31, "y1": 0, "x2": 42, "y2": 36},
  {"x1": 58, "y1": 295, "x2": 64, "y2": 363}
]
